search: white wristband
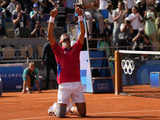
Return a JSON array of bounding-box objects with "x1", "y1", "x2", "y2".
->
[
  {"x1": 49, "y1": 16, "x2": 55, "y2": 23},
  {"x1": 78, "y1": 16, "x2": 83, "y2": 22}
]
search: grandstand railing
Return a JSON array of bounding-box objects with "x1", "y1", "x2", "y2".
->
[{"x1": 0, "y1": 38, "x2": 46, "y2": 63}]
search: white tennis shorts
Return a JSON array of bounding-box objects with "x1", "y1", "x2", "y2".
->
[{"x1": 57, "y1": 82, "x2": 85, "y2": 105}]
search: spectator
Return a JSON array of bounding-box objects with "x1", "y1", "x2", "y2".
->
[
  {"x1": 0, "y1": 7, "x2": 7, "y2": 38},
  {"x1": 99, "y1": 0, "x2": 110, "y2": 11},
  {"x1": 132, "y1": 28, "x2": 152, "y2": 51},
  {"x1": 22, "y1": 62, "x2": 41, "y2": 94},
  {"x1": 42, "y1": 41, "x2": 57, "y2": 90},
  {"x1": 12, "y1": 3, "x2": 29, "y2": 37},
  {"x1": 30, "y1": 3, "x2": 42, "y2": 32},
  {"x1": 126, "y1": 6, "x2": 143, "y2": 38},
  {"x1": 136, "y1": 0, "x2": 146, "y2": 17},
  {"x1": 103, "y1": 1, "x2": 113, "y2": 41},
  {"x1": 123, "y1": 0, "x2": 135, "y2": 15},
  {"x1": 82, "y1": 0, "x2": 105, "y2": 38},
  {"x1": 112, "y1": 1, "x2": 127, "y2": 47},
  {"x1": 155, "y1": 14, "x2": 160, "y2": 50},
  {"x1": 97, "y1": 1, "x2": 113, "y2": 51},
  {"x1": 117, "y1": 19, "x2": 133, "y2": 49},
  {"x1": 30, "y1": 20, "x2": 46, "y2": 37},
  {"x1": 48, "y1": 7, "x2": 86, "y2": 117},
  {"x1": 144, "y1": 6, "x2": 157, "y2": 50}
]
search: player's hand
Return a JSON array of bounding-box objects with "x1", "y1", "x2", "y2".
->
[
  {"x1": 75, "y1": 7, "x2": 83, "y2": 16},
  {"x1": 50, "y1": 8, "x2": 58, "y2": 17}
]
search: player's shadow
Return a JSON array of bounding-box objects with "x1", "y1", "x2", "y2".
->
[{"x1": 0, "y1": 95, "x2": 18, "y2": 98}]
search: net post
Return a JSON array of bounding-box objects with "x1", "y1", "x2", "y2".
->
[{"x1": 114, "y1": 50, "x2": 122, "y2": 95}]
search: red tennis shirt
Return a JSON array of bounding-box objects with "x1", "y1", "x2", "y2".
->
[{"x1": 51, "y1": 40, "x2": 82, "y2": 84}]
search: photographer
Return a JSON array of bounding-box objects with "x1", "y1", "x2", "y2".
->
[
  {"x1": 0, "y1": 7, "x2": 7, "y2": 38},
  {"x1": 30, "y1": 20, "x2": 45, "y2": 37},
  {"x1": 30, "y1": 3, "x2": 42, "y2": 32},
  {"x1": 22, "y1": 62, "x2": 41, "y2": 94},
  {"x1": 132, "y1": 28, "x2": 152, "y2": 51},
  {"x1": 12, "y1": 3, "x2": 29, "y2": 37}
]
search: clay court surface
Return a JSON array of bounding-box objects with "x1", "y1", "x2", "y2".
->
[{"x1": 1, "y1": 85, "x2": 160, "y2": 120}]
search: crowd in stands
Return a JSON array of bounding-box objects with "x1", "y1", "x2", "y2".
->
[
  {"x1": 0, "y1": 0, "x2": 160, "y2": 52},
  {"x1": 81, "y1": 0, "x2": 160, "y2": 51},
  {"x1": 0, "y1": 0, "x2": 61, "y2": 38}
]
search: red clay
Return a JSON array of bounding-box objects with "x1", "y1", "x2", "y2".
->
[{"x1": 1, "y1": 86, "x2": 160, "y2": 120}]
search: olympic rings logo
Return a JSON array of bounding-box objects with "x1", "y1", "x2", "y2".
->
[{"x1": 121, "y1": 59, "x2": 135, "y2": 75}]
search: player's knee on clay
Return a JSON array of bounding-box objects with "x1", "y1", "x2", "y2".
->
[
  {"x1": 75, "y1": 103, "x2": 86, "y2": 117},
  {"x1": 55, "y1": 103, "x2": 67, "y2": 118}
]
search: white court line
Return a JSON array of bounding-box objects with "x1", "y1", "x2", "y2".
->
[
  {"x1": 1, "y1": 96, "x2": 124, "y2": 103},
  {"x1": 10, "y1": 109, "x2": 160, "y2": 120}
]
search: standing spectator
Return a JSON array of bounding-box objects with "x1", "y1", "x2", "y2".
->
[
  {"x1": 126, "y1": 6, "x2": 143, "y2": 38},
  {"x1": 48, "y1": 7, "x2": 86, "y2": 117},
  {"x1": 82, "y1": 0, "x2": 105, "y2": 38},
  {"x1": 99, "y1": 0, "x2": 110, "y2": 11},
  {"x1": 30, "y1": 3, "x2": 42, "y2": 32},
  {"x1": 106, "y1": 2, "x2": 113, "y2": 38},
  {"x1": 123, "y1": 0, "x2": 135, "y2": 15},
  {"x1": 136, "y1": 0, "x2": 146, "y2": 17},
  {"x1": 12, "y1": 3, "x2": 29, "y2": 37},
  {"x1": 22, "y1": 62, "x2": 41, "y2": 94},
  {"x1": 144, "y1": 6, "x2": 157, "y2": 50},
  {"x1": 155, "y1": 14, "x2": 160, "y2": 50},
  {"x1": 30, "y1": 20, "x2": 46, "y2": 37},
  {"x1": 0, "y1": 7, "x2": 7, "y2": 38},
  {"x1": 112, "y1": 1, "x2": 127, "y2": 48},
  {"x1": 42, "y1": 41, "x2": 57, "y2": 90}
]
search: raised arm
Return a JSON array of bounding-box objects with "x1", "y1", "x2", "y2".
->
[
  {"x1": 48, "y1": 8, "x2": 58, "y2": 46},
  {"x1": 75, "y1": 7, "x2": 85, "y2": 45}
]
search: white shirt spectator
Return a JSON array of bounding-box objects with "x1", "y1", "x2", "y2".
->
[
  {"x1": 123, "y1": 0, "x2": 135, "y2": 9},
  {"x1": 126, "y1": 13, "x2": 143, "y2": 30},
  {"x1": 99, "y1": 0, "x2": 110, "y2": 10}
]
